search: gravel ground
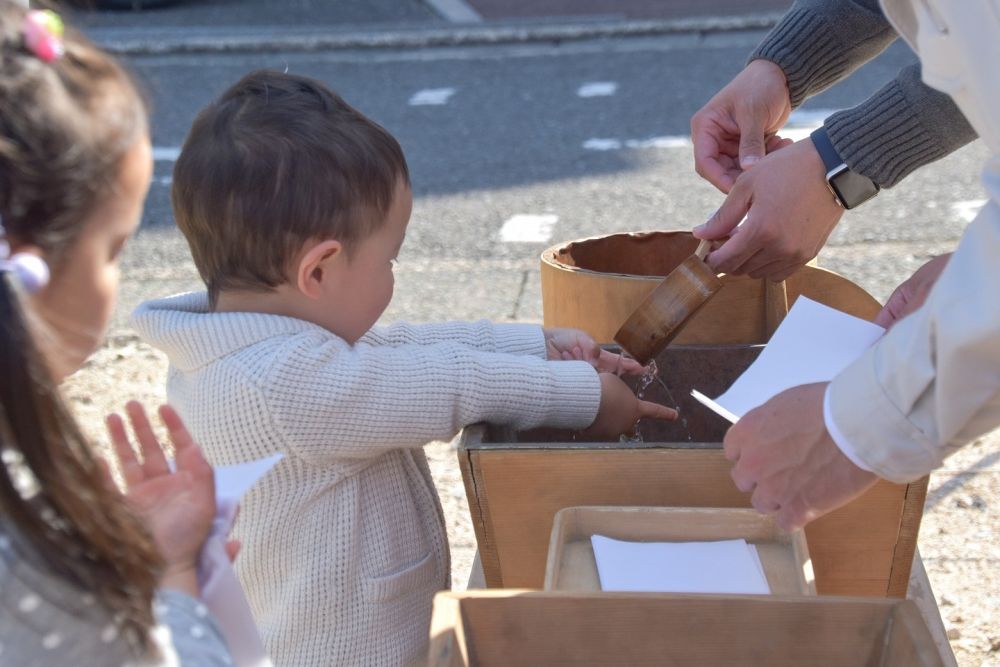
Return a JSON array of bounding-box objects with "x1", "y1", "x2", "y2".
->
[{"x1": 64, "y1": 314, "x2": 997, "y2": 667}]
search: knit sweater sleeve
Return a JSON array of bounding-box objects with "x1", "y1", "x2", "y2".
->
[
  {"x1": 261, "y1": 333, "x2": 600, "y2": 465},
  {"x1": 360, "y1": 320, "x2": 546, "y2": 358},
  {"x1": 750, "y1": 0, "x2": 976, "y2": 188}
]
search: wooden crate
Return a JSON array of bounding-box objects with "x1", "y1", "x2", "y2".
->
[
  {"x1": 457, "y1": 232, "x2": 927, "y2": 597},
  {"x1": 545, "y1": 506, "x2": 815, "y2": 595},
  {"x1": 428, "y1": 590, "x2": 943, "y2": 667},
  {"x1": 458, "y1": 343, "x2": 927, "y2": 597}
]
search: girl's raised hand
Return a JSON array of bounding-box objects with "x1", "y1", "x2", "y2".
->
[
  {"x1": 543, "y1": 327, "x2": 645, "y2": 375},
  {"x1": 105, "y1": 402, "x2": 217, "y2": 597}
]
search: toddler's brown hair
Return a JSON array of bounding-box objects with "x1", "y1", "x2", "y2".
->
[{"x1": 172, "y1": 69, "x2": 409, "y2": 305}]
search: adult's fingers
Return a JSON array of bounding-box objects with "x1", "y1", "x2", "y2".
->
[
  {"x1": 693, "y1": 181, "x2": 751, "y2": 245},
  {"x1": 874, "y1": 288, "x2": 905, "y2": 329},
  {"x1": 776, "y1": 496, "x2": 814, "y2": 532},
  {"x1": 692, "y1": 115, "x2": 739, "y2": 193},
  {"x1": 126, "y1": 401, "x2": 170, "y2": 479},
  {"x1": 765, "y1": 135, "x2": 794, "y2": 153},
  {"x1": 750, "y1": 484, "x2": 781, "y2": 514},
  {"x1": 636, "y1": 400, "x2": 678, "y2": 422},
  {"x1": 106, "y1": 413, "x2": 144, "y2": 488},
  {"x1": 706, "y1": 232, "x2": 761, "y2": 276}
]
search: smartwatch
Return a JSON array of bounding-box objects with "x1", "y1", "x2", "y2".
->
[{"x1": 809, "y1": 126, "x2": 880, "y2": 210}]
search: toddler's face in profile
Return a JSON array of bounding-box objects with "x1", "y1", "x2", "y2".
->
[{"x1": 317, "y1": 181, "x2": 412, "y2": 343}]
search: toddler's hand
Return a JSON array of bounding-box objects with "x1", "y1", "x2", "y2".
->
[
  {"x1": 583, "y1": 373, "x2": 679, "y2": 439},
  {"x1": 105, "y1": 402, "x2": 217, "y2": 598},
  {"x1": 544, "y1": 327, "x2": 644, "y2": 374}
]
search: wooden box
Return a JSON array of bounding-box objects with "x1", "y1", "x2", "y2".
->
[
  {"x1": 428, "y1": 590, "x2": 944, "y2": 667},
  {"x1": 545, "y1": 506, "x2": 815, "y2": 595},
  {"x1": 457, "y1": 345, "x2": 927, "y2": 597},
  {"x1": 460, "y1": 232, "x2": 926, "y2": 597}
]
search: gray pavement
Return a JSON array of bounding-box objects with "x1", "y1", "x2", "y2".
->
[{"x1": 111, "y1": 30, "x2": 989, "y2": 337}]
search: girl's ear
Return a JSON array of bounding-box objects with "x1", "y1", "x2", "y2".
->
[{"x1": 296, "y1": 240, "x2": 343, "y2": 299}]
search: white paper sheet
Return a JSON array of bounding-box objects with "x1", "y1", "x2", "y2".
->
[
  {"x1": 591, "y1": 535, "x2": 770, "y2": 595},
  {"x1": 693, "y1": 296, "x2": 885, "y2": 422},
  {"x1": 196, "y1": 454, "x2": 283, "y2": 667}
]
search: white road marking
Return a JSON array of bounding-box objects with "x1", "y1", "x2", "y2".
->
[
  {"x1": 583, "y1": 135, "x2": 689, "y2": 151},
  {"x1": 625, "y1": 136, "x2": 689, "y2": 149},
  {"x1": 423, "y1": 0, "x2": 483, "y2": 23},
  {"x1": 152, "y1": 146, "x2": 181, "y2": 162},
  {"x1": 577, "y1": 81, "x2": 618, "y2": 97},
  {"x1": 409, "y1": 88, "x2": 456, "y2": 106},
  {"x1": 583, "y1": 109, "x2": 843, "y2": 153},
  {"x1": 951, "y1": 199, "x2": 988, "y2": 223},
  {"x1": 500, "y1": 214, "x2": 558, "y2": 243},
  {"x1": 583, "y1": 138, "x2": 623, "y2": 151}
]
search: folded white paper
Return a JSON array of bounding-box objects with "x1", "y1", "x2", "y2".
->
[
  {"x1": 591, "y1": 535, "x2": 770, "y2": 595},
  {"x1": 196, "y1": 454, "x2": 282, "y2": 667},
  {"x1": 693, "y1": 296, "x2": 885, "y2": 422}
]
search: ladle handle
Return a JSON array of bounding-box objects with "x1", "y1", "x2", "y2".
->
[{"x1": 694, "y1": 238, "x2": 712, "y2": 261}]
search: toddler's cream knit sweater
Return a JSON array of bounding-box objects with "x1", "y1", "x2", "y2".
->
[{"x1": 132, "y1": 292, "x2": 601, "y2": 667}]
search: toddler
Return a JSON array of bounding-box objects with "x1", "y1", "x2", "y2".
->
[{"x1": 133, "y1": 69, "x2": 675, "y2": 667}]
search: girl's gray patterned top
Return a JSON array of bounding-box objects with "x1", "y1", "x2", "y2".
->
[{"x1": 0, "y1": 521, "x2": 234, "y2": 666}]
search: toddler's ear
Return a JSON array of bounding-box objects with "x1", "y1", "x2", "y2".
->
[{"x1": 296, "y1": 239, "x2": 342, "y2": 299}]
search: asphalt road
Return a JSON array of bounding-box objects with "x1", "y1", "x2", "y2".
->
[{"x1": 111, "y1": 30, "x2": 990, "y2": 334}]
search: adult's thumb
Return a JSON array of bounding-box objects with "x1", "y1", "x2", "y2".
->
[
  {"x1": 693, "y1": 184, "x2": 751, "y2": 241},
  {"x1": 740, "y1": 127, "x2": 764, "y2": 171},
  {"x1": 738, "y1": 113, "x2": 767, "y2": 168}
]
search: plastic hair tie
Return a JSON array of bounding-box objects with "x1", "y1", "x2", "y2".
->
[
  {"x1": 0, "y1": 219, "x2": 50, "y2": 294},
  {"x1": 23, "y1": 9, "x2": 64, "y2": 63}
]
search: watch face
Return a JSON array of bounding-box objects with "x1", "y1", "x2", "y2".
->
[{"x1": 830, "y1": 170, "x2": 880, "y2": 210}]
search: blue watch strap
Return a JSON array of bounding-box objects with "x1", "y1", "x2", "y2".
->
[{"x1": 809, "y1": 125, "x2": 843, "y2": 172}]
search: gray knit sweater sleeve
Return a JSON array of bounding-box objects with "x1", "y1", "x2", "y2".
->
[{"x1": 750, "y1": 0, "x2": 976, "y2": 187}]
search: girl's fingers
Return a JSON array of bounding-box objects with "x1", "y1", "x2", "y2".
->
[
  {"x1": 96, "y1": 457, "x2": 119, "y2": 493},
  {"x1": 225, "y1": 540, "x2": 241, "y2": 563},
  {"x1": 160, "y1": 405, "x2": 215, "y2": 492},
  {"x1": 126, "y1": 401, "x2": 170, "y2": 478},
  {"x1": 106, "y1": 413, "x2": 145, "y2": 488}
]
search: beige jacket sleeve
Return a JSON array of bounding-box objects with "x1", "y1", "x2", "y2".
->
[{"x1": 825, "y1": 158, "x2": 1000, "y2": 482}]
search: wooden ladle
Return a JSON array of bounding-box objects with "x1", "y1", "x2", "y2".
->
[{"x1": 614, "y1": 238, "x2": 723, "y2": 366}]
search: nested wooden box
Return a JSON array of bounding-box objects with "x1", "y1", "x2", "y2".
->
[
  {"x1": 458, "y1": 232, "x2": 927, "y2": 597},
  {"x1": 428, "y1": 591, "x2": 943, "y2": 666},
  {"x1": 545, "y1": 506, "x2": 815, "y2": 595}
]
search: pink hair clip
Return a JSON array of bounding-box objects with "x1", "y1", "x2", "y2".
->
[{"x1": 23, "y1": 9, "x2": 65, "y2": 63}]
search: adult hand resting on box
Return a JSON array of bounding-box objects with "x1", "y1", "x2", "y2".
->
[
  {"x1": 544, "y1": 326, "x2": 645, "y2": 374},
  {"x1": 583, "y1": 373, "x2": 679, "y2": 439},
  {"x1": 874, "y1": 253, "x2": 952, "y2": 329},
  {"x1": 691, "y1": 60, "x2": 844, "y2": 281},
  {"x1": 722, "y1": 383, "x2": 877, "y2": 531}
]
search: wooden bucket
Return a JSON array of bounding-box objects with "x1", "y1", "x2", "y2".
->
[{"x1": 541, "y1": 230, "x2": 877, "y2": 344}]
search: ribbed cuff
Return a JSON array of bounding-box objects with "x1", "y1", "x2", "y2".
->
[
  {"x1": 750, "y1": 7, "x2": 850, "y2": 108},
  {"x1": 827, "y1": 344, "x2": 941, "y2": 483},
  {"x1": 825, "y1": 75, "x2": 947, "y2": 189},
  {"x1": 493, "y1": 323, "x2": 547, "y2": 358},
  {"x1": 541, "y1": 361, "x2": 602, "y2": 430}
]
